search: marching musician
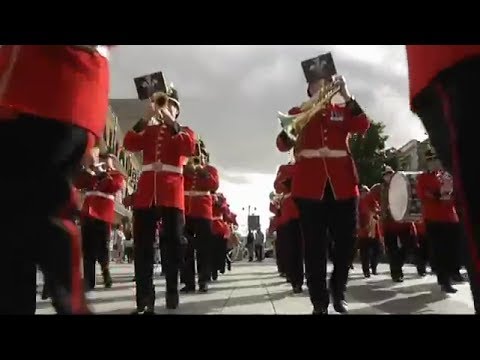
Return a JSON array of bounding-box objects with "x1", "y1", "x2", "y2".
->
[
  {"x1": 416, "y1": 149, "x2": 464, "y2": 293},
  {"x1": 406, "y1": 45, "x2": 480, "y2": 311},
  {"x1": 414, "y1": 220, "x2": 429, "y2": 277},
  {"x1": 76, "y1": 149, "x2": 125, "y2": 293},
  {"x1": 181, "y1": 143, "x2": 219, "y2": 293},
  {"x1": 358, "y1": 185, "x2": 381, "y2": 278},
  {"x1": 123, "y1": 80, "x2": 196, "y2": 313},
  {"x1": 0, "y1": 45, "x2": 112, "y2": 314},
  {"x1": 211, "y1": 193, "x2": 231, "y2": 279},
  {"x1": 274, "y1": 162, "x2": 304, "y2": 293},
  {"x1": 370, "y1": 167, "x2": 417, "y2": 283},
  {"x1": 222, "y1": 207, "x2": 238, "y2": 274},
  {"x1": 269, "y1": 195, "x2": 286, "y2": 277},
  {"x1": 276, "y1": 53, "x2": 370, "y2": 314}
]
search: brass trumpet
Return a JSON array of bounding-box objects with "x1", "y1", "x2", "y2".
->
[{"x1": 278, "y1": 79, "x2": 341, "y2": 142}]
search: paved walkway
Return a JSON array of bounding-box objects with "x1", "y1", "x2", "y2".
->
[{"x1": 36, "y1": 260, "x2": 474, "y2": 314}]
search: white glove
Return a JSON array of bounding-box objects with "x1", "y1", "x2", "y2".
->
[{"x1": 332, "y1": 75, "x2": 351, "y2": 100}]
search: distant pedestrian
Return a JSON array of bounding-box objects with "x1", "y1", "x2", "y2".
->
[
  {"x1": 255, "y1": 230, "x2": 265, "y2": 262},
  {"x1": 247, "y1": 231, "x2": 255, "y2": 262}
]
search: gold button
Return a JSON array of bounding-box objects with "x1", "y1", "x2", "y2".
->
[{"x1": 324, "y1": 129, "x2": 328, "y2": 133}]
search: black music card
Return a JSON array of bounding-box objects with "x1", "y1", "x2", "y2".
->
[
  {"x1": 134, "y1": 71, "x2": 167, "y2": 100},
  {"x1": 301, "y1": 52, "x2": 337, "y2": 83}
]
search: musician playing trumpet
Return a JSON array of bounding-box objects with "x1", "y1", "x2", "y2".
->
[
  {"x1": 124, "y1": 80, "x2": 196, "y2": 313},
  {"x1": 276, "y1": 52, "x2": 370, "y2": 314},
  {"x1": 76, "y1": 149, "x2": 126, "y2": 293},
  {"x1": 181, "y1": 141, "x2": 219, "y2": 293}
]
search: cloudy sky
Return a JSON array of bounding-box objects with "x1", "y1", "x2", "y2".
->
[{"x1": 110, "y1": 45, "x2": 427, "y2": 234}]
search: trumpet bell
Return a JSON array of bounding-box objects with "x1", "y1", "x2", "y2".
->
[{"x1": 277, "y1": 112, "x2": 298, "y2": 141}]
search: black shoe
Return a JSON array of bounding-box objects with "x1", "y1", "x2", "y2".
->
[
  {"x1": 441, "y1": 284, "x2": 458, "y2": 294},
  {"x1": 333, "y1": 299, "x2": 348, "y2": 314},
  {"x1": 418, "y1": 272, "x2": 427, "y2": 277},
  {"x1": 364, "y1": 273, "x2": 371, "y2": 278},
  {"x1": 350, "y1": 265, "x2": 354, "y2": 270},
  {"x1": 392, "y1": 276, "x2": 404, "y2": 283},
  {"x1": 199, "y1": 283, "x2": 208, "y2": 293},
  {"x1": 103, "y1": 270, "x2": 113, "y2": 288},
  {"x1": 292, "y1": 285, "x2": 303, "y2": 294},
  {"x1": 166, "y1": 292, "x2": 179, "y2": 309},
  {"x1": 227, "y1": 264, "x2": 232, "y2": 271},
  {"x1": 180, "y1": 286, "x2": 195, "y2": 294},
  {"x1": 220, "y1": 269, "x2": 225, "y2": 274},
  {"x1": 41, "y1": 287, "x2": 50, "y2": 300},
  {"x1": 371, "y1": 269, "x2": 377, "y2": 275},
  {"x1": 279, "y1": 272, "x2": 286, "y2": 278},
  {"x1": 212, "y1": 273, "x2": 218, "y2": 281},
  {"x1": 131, "y1": 277, "x2": 136, "y2": 282},
  {"x1": 312, "y1": 306, "x2": 328, "y2": 315}
]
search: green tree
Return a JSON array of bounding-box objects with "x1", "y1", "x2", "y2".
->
[{"x1": 349, "y1": 120, "x2": 394, "y2": 187}]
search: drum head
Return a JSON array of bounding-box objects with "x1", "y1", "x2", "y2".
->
[{"x1": 388, "y1": 173, "x2": 409, "y2": 222}]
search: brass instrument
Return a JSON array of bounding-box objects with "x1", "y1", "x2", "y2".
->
[
  {"x1": 277, "y1": 79, "x2": 341, "y2": 142},
  {"x1": 187, "y1": 138, "x2": 206, "y2": 169}
]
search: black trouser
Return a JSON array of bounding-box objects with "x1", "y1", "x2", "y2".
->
[
  {"x1": 412, "y1": 56, "x2": 480, "y2": 312},
  {"x1": 284, "y1": 219, "x2": 304, "y2": 287},
  {"x1": 212, "y1": 235, "x2": 227, "y2": 274},
  {"x1": 384, "y1": 227, "x2": 415, "y2": 279},
  {"x1": 182, "y1": 217, "x2": 213, "y2": 288},
  {"x1": 275, "y1": 226, "x2": 287, "y2": 274},
  {"x1": 133, "y1": 207, "x2": 183, "y2": 311},
  {"x1": 0, "y1": 115, "x2": 89, "y2": 315},
  {"x1": 125, "y1": 247, "x2": 134, "y2": 263},
  {"x1": 255, "y1": 244, "x2": 263, "y2": 261},
  {"x1": 295, "y1": 183, "x2": 358, "y2": 309},
  {"x1": 225, "y1": 246, "x2": 232, "y2": 271},
  {"x1": 358, "y1": 238, "x2": 381, "y2": 276},
  {"x1": 160, "y1": 235, "x2": 167, "y2": 271},
  {"x1": 81, "y1": 216, "x2": 110, "y2": 291},
  {"x1": 426, "y1": 221, "x2": 462, "y2": 286},
  {"x1": 416, "y1": 235, "x2": 430, "y2": 275}
]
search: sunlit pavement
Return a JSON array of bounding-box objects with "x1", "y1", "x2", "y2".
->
[{"x1": 36, "y1": 260, "x2": 474, "y2": 315}]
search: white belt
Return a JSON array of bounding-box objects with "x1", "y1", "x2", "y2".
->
[
  {"x1": 212, "y1": 216, "x2": 223, "y2": 221},
  {"x1": 298, "y1": 148, "x2": 348, "y2": 159},
  {"x1": 72, "y1": 45, "x2": 110, "y2": 60},
  {"x1": 185, "y1": 191, "x2": 211, "y2": 197},
  {"x1": 85, "y1": 191, "x2": 115, "y2": 201},
  {"x1": 283, "y1": 193, "x2": 292, "y2": 199},
  {"x1": 142, "y1": 162, "x2": 183, "y2": 174}
]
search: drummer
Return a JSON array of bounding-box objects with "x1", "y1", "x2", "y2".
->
[
  {"x1": 416, "y1": 149, "x2": 465, "y2": 293},
  {"x1": 370, "y1": 166, "x2": 417, "y2": 283}
]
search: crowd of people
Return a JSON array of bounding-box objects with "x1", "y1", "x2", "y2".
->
[{"x1": 1, "y1": 45, "x2": 480, "y2": 315}]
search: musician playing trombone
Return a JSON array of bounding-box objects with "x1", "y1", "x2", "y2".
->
[{"x1": 276, "y1": 52, "x2": 370, "y2": 314}]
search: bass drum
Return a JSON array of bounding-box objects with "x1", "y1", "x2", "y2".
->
[{"x1": 388, "y1": 171, "x2": 423, "y2": 222}]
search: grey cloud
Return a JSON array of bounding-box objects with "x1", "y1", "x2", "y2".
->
[{"x1": 110, "y1": 45, "x2": 424, "y2": 174}]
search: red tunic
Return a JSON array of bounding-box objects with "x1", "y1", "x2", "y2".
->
[
  {"x1": 268, "y1": 215, "x2": 278, "y2": 236},
  {"x1": 274, "y1": 164, "x2": 299, "y2": 224},
  {"x1": 76, "y1": 170, "x2": 125, "y2": 224},
  {"x1": 212, "y1": 196, "x2": 230, "y2": 237},
  {"x1": 0, "y1": 45, "x2": 111, "y2": 138},
  {"x1": 123, "y1": 124, "x2": 196, "y2": 210},
  {"x1": 277, "y1": 104, "x2": 369, "y2": 200},
  {"x1": 358, "y1": 194, "x2": 380, "y2": 239},
  {"x1": 416, "y1": 171, "x2": 459, "y2": 223},
  {"x1": 406, "y1": 45, "x2": 480, "y2": 104},
  {"x1": 184, "y1": 165, "x2": 219, "y2": 220}
]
